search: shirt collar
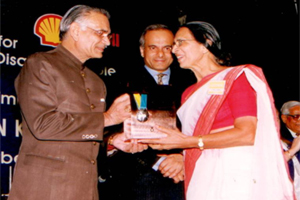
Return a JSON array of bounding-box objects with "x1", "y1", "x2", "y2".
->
[{"x1": 144, "y1": 65, "x2": 171, "y2": 82}]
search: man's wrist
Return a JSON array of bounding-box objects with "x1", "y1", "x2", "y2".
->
[
  {"x1": 107, "y1": 134, "x2": 118, "y2": 156},
  {"x1": 286, "y1": 150, "x2": 293, "y2": 159},
  {"x1": 104, "y1": 112, "x2": 114, "y2": 127}
]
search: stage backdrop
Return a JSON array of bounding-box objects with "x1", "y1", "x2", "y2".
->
[{"x1": 1, "y1": 0, "x2": 299, "y2": 198}]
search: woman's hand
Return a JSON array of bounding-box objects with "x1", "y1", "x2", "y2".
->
[{"x1": 138, "y1": 125, "x2": 191, "y2": 150}]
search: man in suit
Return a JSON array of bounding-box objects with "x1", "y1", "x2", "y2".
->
[
  {"x1": 98, "y1": 24, "x2": 196, "y2": 200},
  {"x1": 9, "y1": 5, "x2": 146, "y2": 200},
  {"x1": 280, "y1": 100, "x2": 300, "y2": 199}
]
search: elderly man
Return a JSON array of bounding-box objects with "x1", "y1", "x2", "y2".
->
[
  {"x1": 280, "y1": 100, "x2": 300, "y2": 199},
  {"x1": 8, "y1": 5, "x2": 146, "y2": 200}
]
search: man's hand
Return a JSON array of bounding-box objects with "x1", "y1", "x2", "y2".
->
[
  {"x1": 286, "y1": 136, "x2": 300, "y2": 161},
  {"x1": 104, "y1": 93, "x2": 131, "y2": 127},
  {"x1": 171, "y1": 168, "x2": 185, "y2": 183},
  {"x1": 158, "y1": 153, "x2": 184, "y2": 183},
  {"x1": 112, "y1": 132, "x2": 148, "y2": 153},
  {"x1": 290, "y1": 135, "x2": 300, "y2": 154}
]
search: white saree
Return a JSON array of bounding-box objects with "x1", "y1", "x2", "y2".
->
[{"x1": 177, "y1": 65, "x2": 294, "y2": 200}]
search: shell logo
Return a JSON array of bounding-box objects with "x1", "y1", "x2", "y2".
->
[{"x1": 34, "y1": 14, "x2": 62, "y2": 47}]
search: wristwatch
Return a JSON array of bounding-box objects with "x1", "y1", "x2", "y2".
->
[{"x1": 198, "y1": 136, "x2": 204, "y2": 150}]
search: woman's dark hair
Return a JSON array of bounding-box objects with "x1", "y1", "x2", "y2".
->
[{"x1": 182, "y1": 21, "x2": 231, "y2": 66}]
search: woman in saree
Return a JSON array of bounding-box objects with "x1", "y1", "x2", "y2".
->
[{"x1": 139, "y1": 21, "x2": 295, "y2": 200}]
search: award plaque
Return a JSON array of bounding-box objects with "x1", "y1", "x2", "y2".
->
[
  {"x1": 124, "y1": 92, "x2": 177, "y2": 139},
  {"x1": 124, "y1": 109, "x2": 176, "y2": 139}
]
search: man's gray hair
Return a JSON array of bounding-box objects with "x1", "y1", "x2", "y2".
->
[
  {"x1": 59, "y1": 4, "x2": 110, "y2": 41},
  {"x1": 280, "y1": 100, "x2": 300, "y2": 115}
]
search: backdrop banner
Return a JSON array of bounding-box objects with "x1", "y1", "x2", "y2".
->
[{"x1": 1, "y1": 0, "x2": 299, "y2": 199}]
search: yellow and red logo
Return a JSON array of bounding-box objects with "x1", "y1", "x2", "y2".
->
[{"x1": 34, "y1": 14, "x2": 62, "y2": 47}]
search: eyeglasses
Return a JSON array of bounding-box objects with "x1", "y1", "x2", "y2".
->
[
  {"x1": 84, "y1": 26, "x2": 112, "y2": 40},
  {"x1": 173, "y1": 39, "x2": 196, "y2": 48},
  {"x1": 286, "y1": 114, "x2": 300, "y2": 120}
]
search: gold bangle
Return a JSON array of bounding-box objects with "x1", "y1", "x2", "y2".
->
[{"x1": 198, "y1": 135, "x2": 204, "y2": 150}]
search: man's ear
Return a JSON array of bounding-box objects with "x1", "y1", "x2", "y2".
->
[
  {"x1": 69, "y1": 22, "x2": 81, "y2": 41},
  {"x1": 281, "y1": 114, "x2": 287, "y2": 124},
  {"x1": 140, "y1": 46, "x2": 144, "y2": 58}
]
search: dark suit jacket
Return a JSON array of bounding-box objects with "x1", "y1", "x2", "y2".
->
[
  {"x1": 124, "y1": 63, "x2": 195, "y2": 165},
  {"x1": 98, "y1": 63, "x2": 196, "y2": 200},
  {"x1": 127, "y1": 63, "x2": 195, "y2": 110},
  {"x1": 281, "y1": 125, "x2": 300, "y2": 180}
]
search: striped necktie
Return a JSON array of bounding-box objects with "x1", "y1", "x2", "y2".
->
[{"x1": 157, "y1": 73, "x2": 165, "y2": 85}]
